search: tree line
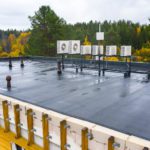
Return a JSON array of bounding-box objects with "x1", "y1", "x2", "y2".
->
[{"x1": 0, "y1": 6, "x2": 150, "y2": 61}]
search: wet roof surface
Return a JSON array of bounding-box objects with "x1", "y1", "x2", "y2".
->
[{"x1": 0, "y1": 59, "x2": 150, "y2": 140}]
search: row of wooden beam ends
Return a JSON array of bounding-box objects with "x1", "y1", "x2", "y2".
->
[
  {"x1": 2, "y1": 100, "x2": 149, "y2": 150},
  {"x1": 2, "y1": 100, "x2": 49, "y2": 149},
  {"x1": 60, "y1": 120, "x2": 115, "y2": 150}
]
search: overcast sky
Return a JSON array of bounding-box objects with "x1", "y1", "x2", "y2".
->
[{"x1": 0, "y1": 0, "x2": 149, "y2": 30}]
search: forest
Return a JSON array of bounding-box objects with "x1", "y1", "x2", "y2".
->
[{"x1": 0, "y1": 6, "x2": 150, "y2": 61}]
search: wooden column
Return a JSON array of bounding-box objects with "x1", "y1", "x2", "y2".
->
[
  {"x1": 60, "y1": 120, "x2": 67, "y2": 150},
  {"x1": 27, "y1": 109, "x2": 34, "y2": 145},
  {"x1": 81, "y1": 127, "x2": 88, "y2": 150},
  {"x1": 42, "y1": 113, "x2": 49, "y2": 150},
  {"x1": 2, "y1": 101, "x2": 10, "y2": 132},
  {"x1": 14, "y1": 104, "x2": 21, "y2": 138},
  {"x1": 108, "y1": 136, "x2": 114, "y2": 150}
]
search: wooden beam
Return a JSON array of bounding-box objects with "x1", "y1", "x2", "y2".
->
[
  {"x1": 27, "y1": 109, "x2": 34, "y2": 145},
  {"x1": 81, "y1": 127, "x2": 88, "y2": 150},
  {"x1": 42, "y1": 113, "x2": 49, "y2": 150},
  {"x1": 143, "y1": 147, "x2": 149, "y2": 150},
  {"x1": 14, "y1": 104, "x2": 21, "y2": 138},
  {"x1": 108, "y1": 136, "x2": 114, "y2": 150},
  {"x1": 2, "y1": 101, "x2": 10, "y2": 132},
  {"x1": 60, "y1": 120, "x2": 67, "y2": 150}
]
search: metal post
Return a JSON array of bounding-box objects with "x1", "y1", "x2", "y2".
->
[
  {"x1": 80, "y1": 55, "x2": 83, "y2": 72},
  {"x1": 147, "y1": 73, "x2": 150, "y2": 81},
  {"x1": 99, "y1": 24, "x2": 101, "y2": 32},
  {"x1": 9, "y1": 56, "x2": 12, "y2": 68},
  {"x1": 62, "y1": 55, "x2": 64, "y2": 70},
  {"x1": 98, "y1": 55, "x2": 101, "y2": 76},
  {"x1": 21, "y1": 56, "x2": 24, "y2": 67},
  {"x1": 124, "y1": 56, "x2": 131, "y2": 78},
  {"x1": 128, "y1": 56, "x2": 131, "y2": 77},
  {"x1": 76, "y1": 66, "x2": 78, "y2": 73},
  {"x1": 98, "y1": 40, "x2": 101, "y2": 76},
  {"x1": 102, "y1": 54, "x2": 105, "y2": 76},
  {"x1": 57, "y1": 61, "x2": 62, "y2": 75}
]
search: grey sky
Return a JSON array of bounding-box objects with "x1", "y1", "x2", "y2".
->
[{"x1": 0, "y1": 0, "x2": 149, "y2": 30}]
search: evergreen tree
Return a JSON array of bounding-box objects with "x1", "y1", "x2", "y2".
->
[{"x1": 28, "y1": 6, "x2": 66, "y2": 56}]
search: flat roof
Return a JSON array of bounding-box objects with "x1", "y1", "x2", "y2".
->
[{"x1": 0, "y1": 58, "x2": 150, "y2": 140}]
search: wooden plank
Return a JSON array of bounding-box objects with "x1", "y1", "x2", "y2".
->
[
  {"x1": 108, "y1": 136, "x2": 114, "y2": 150},
  {"x1": 27, "y1": 109, "x2": 34, "y2": 145},
  {"x1": 42, "y1": 113, "x2": 49, "y2": 150},
  {"x1": 14, "y1": 104, "x2": 21, "y2": 138},
  {"x1": 0, "y1": 126, "x2": 43, "y2": 150},
  {"x1": 60, "y1": 120, "x2": 67, "y2": 150},
  {"x1": 82, "y1": 127, "x2": 88, "y2": 150},
  {"x1": 2, "y1": 101, "x2": 10, "y2": 132}
]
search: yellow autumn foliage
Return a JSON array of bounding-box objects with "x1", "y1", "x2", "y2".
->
[
  {"x1": 10, "y1": 32, "x2": 31, "y2": 57},
  {"x1": 105, "y1": 57, "x2": 119, "y2": 61},
  {"x1": 8, "y1": 34, "x2": 16, "y2": 45},
  {"x1": 136, "y1": 27, "x2": 141, "y2": 34},
  {"x1": 0, "y1": 32, "x2": 31, "y2": 57},
  {"x1": 134, "y1": 48, "x2": 150, "y2": 62},
  {"x1": 83, "y1": 35, "x2": 91, "y2": 45},
  {"x1": 0, "y1": 52, "x2": 9, "y2": 57}
]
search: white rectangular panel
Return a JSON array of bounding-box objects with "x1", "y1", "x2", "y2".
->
[
  {"x1": 120, "y1": 46, "x2": 132, "y2": 56},
  {"x1": 57, "y1": 40, "x2": 69, "y2": 54},
  {"x1": 81, "y1": 45, "x2": 92, "y2": 55},
  {"x1": 69, "y1": 40, "x2": 80, "y2": 54},
  {"x1": 96, "y1": 32, "x2": 104, "y2": 40},
  {"x1": 106, "y1": 45, "x2": 117, "y2": 56},
  {"x1": 92, "y1": 45, "x2": 104, "y2": 55}
]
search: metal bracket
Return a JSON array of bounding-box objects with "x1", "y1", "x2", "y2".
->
[
  {"x1": 5, "y1": 102, "x2": 11, "y2": 106},
  {"x1": 17, "y1": 123, "x2": 23, "y2": 127},
  {"x1": 30, "y1": 128, "x2": 36, "y2": 133},
  {"x1": 46, "y1": 117, "x2": 52, "y2": 121},
  {"x1": 86, "y1": 132, "x2": 93, "y2": 140},
  {"x1": 113, "y1": 142, "x2": 120, "y2": 148},
  {"x1": 16, "y1": 108, "x2": 22, "y2": 112},
  {"x1": 29, "y1": 112, "x2": 36, "y2": 116},
  {"x1": 64, "y1": 124, "x2": 70, "y2": 129},
  {"x1": 6, "y1": 117, "x2": 11, "y2": 121},
  {"x1": 46, "y1": 135, "x2": 52, "y2": 140},
  {"x1": 64, "y1": 144, "x2": 71, "y2": 148}
]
